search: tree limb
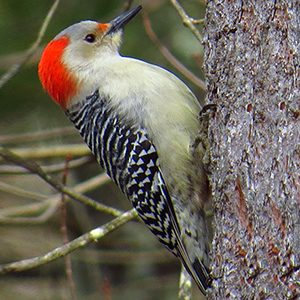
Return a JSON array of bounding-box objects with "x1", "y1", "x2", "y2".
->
[
  {"x1": 0, "y1": 208, "x2": 137, "y2": 275},
  {"x1": 142, "y1": 13, "x2": 206, "y2": 91},
  {"x1": 169, "y1": 0, "x2": 203, "y2": 43},
  {"x1": 0, "y1": 0, "x2": 61, "y2": 88},
  {"x1": 0, "y1": 147, "x2": 122, "y2": 217}
]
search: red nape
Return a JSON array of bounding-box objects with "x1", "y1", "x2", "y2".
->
[{"x1": 38, "y1": 35, "x2": 77, "y2": 110}]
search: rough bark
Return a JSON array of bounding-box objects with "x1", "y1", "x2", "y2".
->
[{"x1": 203, "y1": 1, "x2": 300, "y2": 299}]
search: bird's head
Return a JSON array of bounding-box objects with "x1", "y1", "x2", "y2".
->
[{"x1": 38, "y1": 6, "x2": 142, "y2": 110}]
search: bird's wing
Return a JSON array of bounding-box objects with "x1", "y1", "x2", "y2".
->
[
  {"x1": 66, "y1": 91, "x2": 208, "y2": 293},
  {"x1": 121, "y1": 127, "x2": 209, "y2": 294}
]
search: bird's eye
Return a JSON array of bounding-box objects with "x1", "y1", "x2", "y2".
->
[{"x1": 84, "y1": 34, "x2": 96, "y2": 43}]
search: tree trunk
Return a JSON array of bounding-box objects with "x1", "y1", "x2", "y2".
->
[{"x1": 203, "y1": 1, "x2": 300, "y2": 298}]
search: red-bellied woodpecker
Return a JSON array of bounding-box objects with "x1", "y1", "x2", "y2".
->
[{"x1": 38, "y1": 6, "x2": 210, "y2": 294}]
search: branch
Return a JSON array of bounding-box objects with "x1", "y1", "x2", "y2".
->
[
  {"x1": 0, "y1": 208, "x2": 138, "y2": 275},
  {"x1": 142, "y1": 13, "x2": 206, "y2": 91},
  {"x1": 0, "y1": 173, "x2": 111, "y2": 224},
  {"x1": 0, "y1": 144, "x2": 90, "y2": 160},
  {"x1": 60, "y1": 156, "x2": 77, "y2": 300},
  {"x1": 0, "y1": 0, "x2": 61, "y2": 89},
  {"x1": 169, "y1": 0, "x2": 203, "y2": 43},
  {"x1": 0, "y1": 181, "x2": 48, "y2": 200},
  {"x1": 0, "y1": 147, "x2": 122, "y2": 217},
  {"x1": 0, "y1": 126, "x2": 77, "y2": 145},
  {"x1": 192, "y1": 52, "x2": 204, "y2": 70},
  {"x1": 0, "y1": 156, "x2": 92, "y2": 174},
  {"x1": 123, "y1": 0, "x2": 134, "y2": 11}
]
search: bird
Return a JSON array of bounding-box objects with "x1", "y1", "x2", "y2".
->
[{"x1": 38, "y1": 5, "x2": 210, "y2": 294}]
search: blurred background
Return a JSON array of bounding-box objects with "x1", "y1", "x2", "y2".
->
[{"x1": 0, "y1": 0, "x2": 206, "y2": 299}]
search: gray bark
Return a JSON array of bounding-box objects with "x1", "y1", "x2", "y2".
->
[{"x1": 203, "y1": 1, "x2": 300, "y2": 299}]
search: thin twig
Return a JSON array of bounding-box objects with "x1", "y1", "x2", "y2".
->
[
  {"x1": 0, "y1": 173, "x2": 111, "y2": 224},
  {"x1": 0, "y1": 208, "x2": 138, "y2": 275},
  {"x1": 124, "y1": 0, "x2": 134, "y2": 11},
  {"x1": 0, "y1": 181, "x2": 48, "y2": 200},
  {"x1": 169, "y1": 0, "x2": 203, "y2": 43},
  {"x1": 60, "y1": 155, "x2": 77, "y2": 300},
  {"x1": 0, "y1": 196, "x2": 58, "y2": 220},
  {"x1": 0, "y1": 144, "x2": 90, "y2": 160},
  {"x1": 0, "y1": 0, "x2": 61, "y2": 89},
  {"x1": 0, "y1": 174, "x2": 110, "y2": 218},
  {"x1": 0, "y1": 156, "x2": 93, "y2": 174},
  {"x1": 142, "y1": 13, "x2": 206, "y2": 91},
  {"x1": 192, "y1": 52, "x2": 204, "y2": 69},
  {"x1": 191, "y1": 18, "x2": 205, "y2": 24},
  {"x1": 72, "y1": 173, "x2": 110, "y2": 194},
  {"x1": 0, "y1": 200, "x2": 60, "y2": 224},
  {"x1": 0, "y1": 127, "x2": 77, "y2": 145},
  {"x1": 0, "y1": 147, "x2": 123, "y2": 217},
  {"x1": 102, "y1": 278, "x2": 112, "y2": 300},
  {"x1": 0, "y1": 199, "x2": 59, "y2": 225}
]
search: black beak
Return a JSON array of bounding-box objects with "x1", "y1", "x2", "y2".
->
[{"x1": 107, "y1": 6, "x2": 142, "y2": 34}]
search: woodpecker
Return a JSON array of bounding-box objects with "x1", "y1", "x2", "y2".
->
[{"x1": 38, "y1": 6, "x2": 210, "y2": 294}]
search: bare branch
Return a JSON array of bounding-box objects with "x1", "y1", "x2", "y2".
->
[
  {"x1": 191, "y1": 18, "x2": 205, "y2": 25},
  {"x1": 169, "y1": 0, "x2": 203, "y2": 43},
  {"x1": 0, "y1": 173, "x2": 111, "y2": 224},
  {"x1": 0, "y1": 144, "x2": 90, "y2": 161},
  {"x1": 0, "y1": 208, "x2": 138, "y2": 275},
  {"x1": 142, "y1": 13, "x2": 206, "y2": 91},
  {"x1": 0, "y1": 127, "x2": 77, "y2": 145},
  {"x1": 123, "y1": 0, "x2": 134, "y2": 11},
  {"x1": 60, "y1": 156, "x2": 77, "y2": 300},
  {"x1": 0, "y1": 147, "x2": 122, "y2": 217},
  {"x1": 0, "y1": 181, "x2": 48, "y2": 200},
  {"x1": 0, "y1": 200, "x2": 59, "y2": 224},
  {"x1": 0, "y1": 196, "x2": 58, "y2": 220},
  {"x1": 0, "y1": 156, "x2": 93, "y2": 174},
  {"x1": 192, "y1": 52, "x2": 204, "y2": 69},
  {"x1": 0, "y1": 0, "x2": 61, "y2": 88}
]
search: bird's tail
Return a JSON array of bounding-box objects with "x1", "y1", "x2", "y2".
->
[{"x1": 175, "y1": 204, "x2": 210, "y2": 294}]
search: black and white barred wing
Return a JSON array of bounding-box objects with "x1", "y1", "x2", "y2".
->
[
  {"x1": 66, "y1": 92, "x2": 179, "y2": 252},
  {"x1": 123, "y1": 129, "x2": 179, "y2": 252},
  {"x1": 121, "y1": 128, "x2": 208, "y2": 294}
]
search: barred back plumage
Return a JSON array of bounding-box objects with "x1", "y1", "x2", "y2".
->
[
  {"x1": 66, "y1": 90, "x2": 209, "y2": 293},
  {"x1": 67, "y1": 90, "x2": 180, "y2": 250}
]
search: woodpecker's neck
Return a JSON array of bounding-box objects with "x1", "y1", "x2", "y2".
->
[{"x1": 64, "y1": 52, "x2": 123, "y2": 110}]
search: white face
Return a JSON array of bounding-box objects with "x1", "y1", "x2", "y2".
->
[{"x1": 58, "y1": 21, "x2": 123, "y2": 72}]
